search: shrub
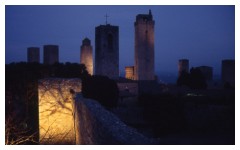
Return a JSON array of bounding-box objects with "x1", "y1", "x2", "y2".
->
[{"x1": 82, "y1": 75, "x2": 119, "y2": 108}]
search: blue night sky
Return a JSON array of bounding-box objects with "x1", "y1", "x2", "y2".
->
[{"x1": 5, "y1": 5, "x2": 235, "y2": 78}]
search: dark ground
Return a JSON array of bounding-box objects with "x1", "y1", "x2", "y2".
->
[{"x1": 111, "y1": 88, "x2": 235, "y2": 145}]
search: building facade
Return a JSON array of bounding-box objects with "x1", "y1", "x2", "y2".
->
[
  {"x1": 134, "y1": 10, "x2": 155, "y2": 80},
  {"x1": 43, "y1": 45, "x2": 59, "y2": 65},
  {"x1": 95, "y1": 24, "x2": 119, "y2": 79},
  {"x1": 80, "y1": 38, "x2": 93, "y2": 75},
  {"x1": 125, "y1": 66, "x2": 134, "y2": 80},
  {"x1": 27, "y1": 47, "x2": 40, "y2": 63}
]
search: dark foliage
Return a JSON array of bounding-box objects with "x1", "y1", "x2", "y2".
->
[
  {"x1": 224, "y1": 82, "x2": 234, "y2": 89},
  {"x1": 177, "y1": 71, "x2": 191, "y2": 86},
  {"x1": 138, "y1": 91, "x2": 235, "y2": 142},
  {"x1": 50, "y1": 62, "x2": 89, "y2": 78},
  {"x1": 6, "y1": 62, "x2": 40, "y2": 144},
  {"x1": 177, "y1": 67, "x2": 207, "y2": 89},
  {"x1": 139, "y1": 93, "x2": 186, "y2": 137},
  {"x1": 82, "y1": 75, "x2": 119, "y2": 108}
]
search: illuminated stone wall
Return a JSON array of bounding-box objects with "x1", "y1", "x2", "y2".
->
[
  {"x1": 38, "y1": 78, "x2": 157, "y2": 144},
  {"x1": 38, "y1": 78, "x2": 81, "y2": 144}
]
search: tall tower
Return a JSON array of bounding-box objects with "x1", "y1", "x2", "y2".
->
[
  {"x1": 80, "y1": 38, "x2": 93, "y2": 75},
  {"x1": 43, "y1": 45, "x2": 59, "y2": 65},
  {"x1": 178, "y1": 59, "x2": 189, "y2": 77},
  {"x1": 134, "y1": 10, "x2": 155, "y2": 80},
  {"x1": 27, "y1": 47, "x2": 40, "y2": 63},
  {"x1": 95, "y1": 24, "x2": 119, "y2": 79}
]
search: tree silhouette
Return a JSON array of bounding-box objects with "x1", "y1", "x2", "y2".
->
[
  {"x1": 82, "y1": 75, "x2": 119, "y2": 108},
  {"x1": 177, "y1": 71, "x2": 191, "y2": 86},
  {"x1": 177, "y1": 67, "x2": 207, "y2": 89}
]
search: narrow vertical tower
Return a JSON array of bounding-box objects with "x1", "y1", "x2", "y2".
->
[
  {"x1": 43, "y1": 45, "x2": 59, "y2": 65},
  {"x1": 134, "y1": 10, "x2": 155, "y2": 80},
  {"x1": 27, "y1": 47, "x2": 40, "y2": 63},
  {"x1": 80, "y1": 38, "x2": 93, "y2": 75},
  {"x1": 178, "y1": 59, "x2": 189, "y2": 77},
  {"x1": 95, "y1": 24, "x2": 119, "y2": 79}
]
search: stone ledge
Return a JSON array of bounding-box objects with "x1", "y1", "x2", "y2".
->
[{"x1": 74, "y1": 94, "x2": 159, "y2": 145}]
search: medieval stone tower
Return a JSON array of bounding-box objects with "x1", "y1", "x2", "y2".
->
[
  {"x1": 27, "y1": 47, "x2": 40, "y2": 63},
  {"x1": 178, "y1": 59, "x2": 189, "y2": 77},
  {"x1": 95, "y1": 24, "x2": 119, "y2": 79},
  {"x1": 43, "y1": 45, "x2": 59, "y2": 65},
  {"x1": 134, "y1": 10, "x2": 155, "y2": 80},
  {"x1": 80, "y1": 38, "x2": 93, "y2": 75}
]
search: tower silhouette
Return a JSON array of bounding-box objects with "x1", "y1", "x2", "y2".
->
[
  {"x1": 95, "y1": 24, "x2": 119, "y2": 79},
  {"x1": 43, "y1": 45, "x2": 59, "y2": 65},
  {"x1": 80, "y1": 38, "x2": 93, "y2": 75},
  {"x1": 27, "y1": 47, "x2": 40, "y2": 63},
  {"x1": 178, "y1": 59, "x2": 189, "y2": 77},
  {"x1": 134, "y1": 10, "x2": 155, "y2": 80}
]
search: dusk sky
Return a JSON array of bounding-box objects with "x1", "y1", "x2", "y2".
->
[{"x1": 5, "y1": 5, "x2": 235, "y2": 78}]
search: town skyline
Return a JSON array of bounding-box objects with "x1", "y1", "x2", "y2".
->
[
  {"x1": 5, "y1": 5, "x2": 235, "y2": 78},
  {"x1": 3, "y1": 4, "x2": 237, "y2": 147}
]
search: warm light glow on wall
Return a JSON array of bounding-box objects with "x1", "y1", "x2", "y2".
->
[
  {"x1": 80, "y1": 45, "x2": 93, "y2": 75},
  {"x1": 125, "y1": 66, "x2": 134, "y2": 80},
  {"x1": 38, "y1": 78, "x2": 81, "y2": 144}
]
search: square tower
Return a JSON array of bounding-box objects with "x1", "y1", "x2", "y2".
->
[
  {"x1": 27, "y1": 47, "x2": 40, "y2": 63},
  {"x1": 134, "y1": 10, "x2": 155, "y2": 80},
  {"x1": 95, "y1": 24, "x2": 119, "y2": 79},
  {"x1": 43, "y1": 45, "x2": 59, "y2": 65}
]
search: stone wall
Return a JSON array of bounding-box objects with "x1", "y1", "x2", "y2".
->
[
  {"x1": 38, "y1": 78, "x2": 81, "y2": 144},
  {"x1": 74, "y1": 94, "x2": 157, "y2": 144},
  {"x1": 38, "y1": 78, "x2": 157, "y2": 144}
]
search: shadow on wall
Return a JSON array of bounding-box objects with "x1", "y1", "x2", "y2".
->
[
  {"x1": 38, "y1": 78, "x2": 81, "y2": 144},
  {"x1": 38, "y1": 78, "x2": 159, "y2": 145}
]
